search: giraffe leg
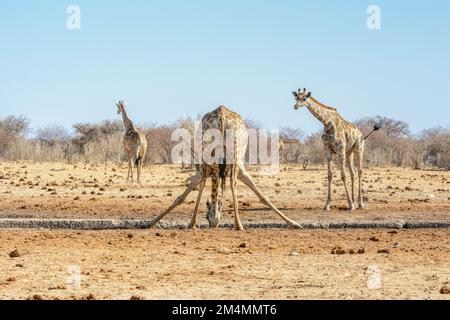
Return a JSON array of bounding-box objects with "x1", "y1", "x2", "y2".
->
[
  {"x1": 324, "y1": 151, "x2": 333, "y2": 211},
  {"x1": 355, "y1": 147, "x2": 365, "y2": 209},
  {"x1": 139, "y1": 161, "x2": 143, "y2": 185},
  {"x1": 231, "y1": 165, "x2": 244, "y2": 231},
  {"x1": 136, "y1": 156, "x2": 140, "y2": 185},
  {"x1": 137, "y1": 157, "x2": 142, "y2": 185},
  {"x1": 346, "y1": 152, "x2": 356, "y2": 204},
  {"x1": 188, "y1": 178, "x2": 206, "y2": 229},
  {"x1": 135, "y1": 162, "x2": 139, "y2": 185},
  {"x1": 130, "y1": 157, "x2": 135, "y2": 184},
  {"x1": 126, "y1": 157, "x2": 132, "y2": 183},
  {"x1": 148, "y1": 172, "x2": 202, "y2": 228},
  {"x1": 338, "y1": 152, "x2": 354, "y2": 211},
  {"x1": 237, "y1": 167, "x2": 301, "y2": 228},
  {"x1": 141, "y1": 144, "x2": 148, "y2": 185}
]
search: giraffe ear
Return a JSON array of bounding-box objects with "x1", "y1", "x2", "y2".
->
[
  {"x1": 292, "y1": 91, "x2": 298, "y2": 98},
  {"x1": 306, "y1": 92, "x2": 311, "y2": 98}
]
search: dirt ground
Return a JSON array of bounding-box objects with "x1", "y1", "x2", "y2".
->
[
  {"x1": 0, "y1": 162, "x2": 449, "y2": 224},
  {"x1": 0, "y1": 229, "x2": 449, "y2": 300},
  {"x1": 0, "y1": 162, "x2": 449, "y2": 300}
]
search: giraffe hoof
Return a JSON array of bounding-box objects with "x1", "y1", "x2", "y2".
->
[
  {"x1": 188, "y1": 223, "x2": 197, "y2": 229},
  {"x1": 348, "y1": 204, "x2": 355, "y2": 211},
  {"x1": 324, "y1": 205, "x2": 331, "y2": 211},
  {"x1": 235, "y1": 225, "x2": 244, "y2": 231},
  {"x1": 147, "y1": 221, "x2": 157, "y2": 228},
  {"x1": 289, "y1": 222, "x2": 303, "y2": 229},
  {"x1": 358, "y1": 202, "x2": 365, "y2": 209}
]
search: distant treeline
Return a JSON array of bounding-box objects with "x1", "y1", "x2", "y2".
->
[{"x1": 0, "y1": 114, "x2": 449, "y2": 170}]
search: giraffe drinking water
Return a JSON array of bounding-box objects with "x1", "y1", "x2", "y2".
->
[{"x1": 149, "y1": 105, "x2": 301, "y2": 230}]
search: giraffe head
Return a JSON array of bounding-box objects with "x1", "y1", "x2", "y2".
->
[
  {"x1": 116, "y1": 101, "x2": 127, "y2": 114},
  {"x1": 292, "y1": 88, "x2": 312, "y2": 110},
  {"x1": 206, "y1": 199, "x2": 223, "y2": 228}
]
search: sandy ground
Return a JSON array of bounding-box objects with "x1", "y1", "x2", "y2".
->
[
  {"x1": 0, "y1": 162, "x2": 449, "y2": 300},
  {"x1": 0, "y1": 228, "x2": 449, "y2": 300},
  {"x1": 0, "y1": 162, "x2": 449, "y2": 224}
]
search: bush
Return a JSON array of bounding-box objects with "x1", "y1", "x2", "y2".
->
[{"x1": 0, "y1": 114, "x2": 448, "y2": 171}]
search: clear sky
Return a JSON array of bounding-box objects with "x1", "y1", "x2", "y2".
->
[{"x1": 1, "y1": 0, "x2": 449, "y2": 135}]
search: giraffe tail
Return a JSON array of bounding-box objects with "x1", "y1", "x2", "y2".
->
[
  {"x1": 363, "y1": 124, "x2": 382, "y2": 140},
  {"x1": 135, "y1": 156, "x2": 142, "y2": 167},
  {"x1": 219, "y1": 157, "x2": 227, "y2": 197}
]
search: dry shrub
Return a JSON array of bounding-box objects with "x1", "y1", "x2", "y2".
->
[{"x1": 0, "y1": 114, "x2": 448, "y2": 171}]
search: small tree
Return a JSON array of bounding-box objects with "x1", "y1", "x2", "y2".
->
[
  {"x1": 279, "y1": 127, "x2": 304, "y2": 164},
  {"x1": 422, "y1": 126, "x2": 450, "y2": 169},
  {"x1": 0, "y1": 115, "x2": 30, "y2": 160},
  {"x1": 302, "y1": 133, "x2": 325, "y2": 166},
  {"x1": 33, "y1": 125, "x2": 71, "y2": 162}
]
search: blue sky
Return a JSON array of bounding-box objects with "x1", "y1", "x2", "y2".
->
[{"x1": 1, "y1": 0, "x2": 449, "y2": 135}]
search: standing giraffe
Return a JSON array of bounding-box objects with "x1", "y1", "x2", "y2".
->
[
  {"x1": 279, "y1": 138, "x2": 300, "y2": 163},
  {"x1": 181, "y1": 141, "x2": 196, "y2": 172},
  {"x1": 116, "y1": 101, "x2": 147, "y2": 184},
  {"x1": 292, "y1": 89, "x2": 380, "y2": 211},
  {"x1": 149, "y1": 105, "x2": 301, "y2": 230}
]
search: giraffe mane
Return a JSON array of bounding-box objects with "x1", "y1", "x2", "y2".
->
[
  {"x1": 310, "y1": 97, "x2": 337, "y2": 111},
  {"x1": 309, "y1": 96, "x2": 356, "y2": 127}
]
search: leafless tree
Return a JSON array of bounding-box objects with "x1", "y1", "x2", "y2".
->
[
  {"x1": 279, "y1": 127, "x2": 304, "y2": 164},
  {"x1": 0, "y1": 112, "x2": 447, "y2": 172},
  {"x1": 0, "y1": 115, "x2": 30, "y2": 159},
  {"x1": 421, "y1": 126, "x2": 450, "y2": 169}
]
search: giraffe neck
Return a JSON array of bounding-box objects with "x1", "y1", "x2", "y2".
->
[
  {"x1": 305, "y1": 97, "x2": 336, "y2": 127},
  {"x1": 211, "y1": 183, "x2": 218, "y2": 204},
  {"x1": 210, "y1": 175, "x2": 221, "y2": 213},
  {"x1": 121, "y1": 110, "x2": 134, "y2": 131}
]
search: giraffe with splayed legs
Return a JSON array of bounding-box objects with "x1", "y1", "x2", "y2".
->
[
  {"x1": 116, "y1": 101, "x2": 147, "y2": 184},
  {"x1": 149, "y1": 105, "x2": 301, "y2": 230},
  {"x1": 292, "y1": 89, "x2": 380, "y2": 211}
]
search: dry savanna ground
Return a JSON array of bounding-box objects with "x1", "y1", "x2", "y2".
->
[
  {"x1": 0, "y1": 161, "x2": 449, "y2": 223},
  {"x1": 0, "y1": 229, "x2": 449, "y2": 300},
  {"x1": 0, "y1": 161, "x2": 449, "y2": 300}
]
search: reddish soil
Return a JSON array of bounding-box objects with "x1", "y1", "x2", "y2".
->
[
  {"x1": 0, "y1": 228, "x2": 449, "y2": 300},
  {"x1": 0, "y1": 162, "x2": 449, "y2": 300}
]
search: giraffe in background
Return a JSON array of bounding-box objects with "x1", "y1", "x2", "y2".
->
[
  {"x1": 116, "y1": 101, "x2": 147, "y2": 184},
  {"x1": 292, "y1": 89, "x2": 380, "y2": 211},
  {"x1": 279, "y1": 138, "x2": 300, "y2": 163},
  {"x1": 149, "y1": 105, "x2": 301, "y2": 230},
  {"x1": 181, "y1": 142, "x2": 196, "y2": 172}
]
